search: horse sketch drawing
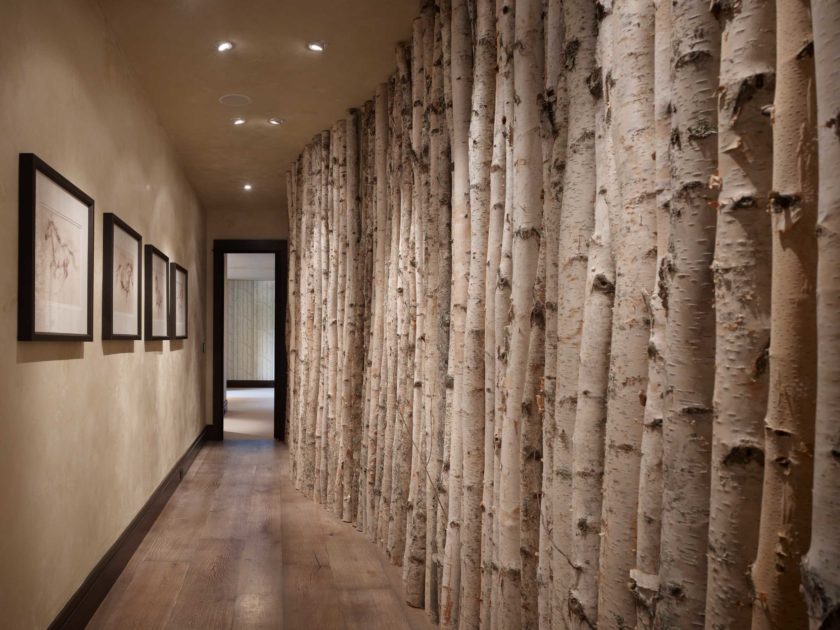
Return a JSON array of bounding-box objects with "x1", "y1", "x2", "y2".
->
[
  {"x1": 116, "y1": 260, "x2": 134, "y2": 296},
  {"x1": 44, "y1": 219, "x2": 77, "y2": 281}
]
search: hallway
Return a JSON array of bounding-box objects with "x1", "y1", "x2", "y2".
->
[{"x1": 87, "y1": 441, "x2": 432, "y2": 630}]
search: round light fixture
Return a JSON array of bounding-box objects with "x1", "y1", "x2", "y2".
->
[
  {"x1": 268, "y1": 117, "x2": 285, "y2": 126},
  {"x1": 243, "y1": 184, "x2": 253, "y2": 191},
  {"x1": 216, "y1": 41, "x2": 234, "y2": 53},
  {"x1": 219, "y1": 94, "x2": 252, "y2": 106},
  {"x1": 232, "y1": 117, "x2": 246, "y2": 126},
  {"x1": 307, "y1": 41, "x2": 326, "y2": 52}
]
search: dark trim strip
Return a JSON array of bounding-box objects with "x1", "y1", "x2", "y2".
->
[
  {"x1": 212, "y1": 239, "x2": 287, "y2": 442},
  {"x1": 227, "y1": 380, "x2": 276, "y2": 388},
  {"x1": 48, "y1": 425, "x2": 210, "y2": 630}
]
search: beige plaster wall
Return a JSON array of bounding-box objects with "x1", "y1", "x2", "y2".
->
[{"x1": 0, "y1": 1, "x2": 207, "y2": 627}]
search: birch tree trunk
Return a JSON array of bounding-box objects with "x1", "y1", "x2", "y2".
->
[
  {"x1": 404, "y1": 3, "x2": 434, "y2": 607},
  {"x1": 458, "y1": 0, "x2": 495, "y2": 625},
  {"x1": 802, "y1": 2, "x2": 840, "y2": 626},
  {"x1": 552, "y1": 0, "x2": 598, "y2": 624},
  {"x1": 480, "y1": 4, "x2": 510, "y2": 626},
  {"x1": 569, "y1": 8, "x2": 616, "y2": 624},
  {"x1": 596, "y1": 1, "x2": 658, "y2": 627},
  {"x1": 630, "y1": 2, "x2": 670, "y2": 625},
  {"x1": 339, "y1": 110, "x2": 364, "y2": 524},
  {"x1": 537, "y1": 2, "x2": 567, "y2": 626},
  {"x1": 521, "y1": 239, "x2": 546, "y2": 630},
  {"x1": 655, "y1": 1, "x2": 719, "y2": 625},
  {"x1": 496, "y1": 1, "x2": 543, "y2": 626},
  {"x1": 365, "y1": 85, "x2": 390, "y2": 538},
  {"x1": 439, "y1": 0, "x2": 472, "y2": 623},
  {"x1": 427, "y1": 4, "x2": 453, "y2": 620},
  {"x1": 751, "y1": 0, "x2": 818, "y2": 625},
  {"x1": 704, "y1": 0, "x2": 774, "y2": 626},
  {"x1": 491, "y1": 3, "x2": 515, "y2": 622},
  {"x1": 387, "y1": 43, "x2": 414, "y2": 565},
  {"x1": 376, "y1": 77, "x2": 401, "y2": 546}
]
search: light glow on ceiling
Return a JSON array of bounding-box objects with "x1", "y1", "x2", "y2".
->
[
  {"x1": 216, "y1": 41, "x2": 234, "y2": 53},
  {"x1": 268, "y1": 117, "x2": 285, "y2": 126},
  {"x1": 232, "y1": 117, "x2": 246, "y2": 126},
  {"x1": 307, "y1": 41, "x2": 326, "y2": 53},
  {"x1": 243, "y1": 183, "x2": 253, "y2": 191}
]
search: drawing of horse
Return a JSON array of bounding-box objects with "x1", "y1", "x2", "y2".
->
[
  {"x1": 116, "y1": 261, "x2": 134, "y2": 296},
  {"x1": 44, "y1": 219, "x2": 76, "y2": 280}
]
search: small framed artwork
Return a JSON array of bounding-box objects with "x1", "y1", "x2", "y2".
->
[
  {"x1": 18, "y1": 154, "x2": 94, "y2": 341},
  {"x1": 103, "y1": 214, "x2": 142, "y2": 340},
  {"x1": 170, "y1": 263, "x2": 188, "y2": 339},
  {"x1": 144, "y1": 245, "x2": 169, "y2": 340}
]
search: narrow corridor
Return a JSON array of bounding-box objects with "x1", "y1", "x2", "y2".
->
[{"x1": 87, "y1": 441, "x2": 433, "y2": 629}]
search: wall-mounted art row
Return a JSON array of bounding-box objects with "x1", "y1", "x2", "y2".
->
[
  {"x1": 18, "y1": 154, "x2": 94, "y2": 341},
  {"x1": 170, "y1": 263, "x2": 188, "y2": 339},
  {"x1": 103, "y1": 214, "x2": 142, "y2": 340},
  {"x1": 144, "y1": 245, "x2": 169, "y2": 340}
]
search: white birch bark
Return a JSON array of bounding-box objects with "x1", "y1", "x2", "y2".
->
[
  {"x1": 404, "y1": 3, "x2": 434, "y2": 607},
  {"x1": 655, "y1": 1, "x2": 719, "y2": 625},
  {"x1": 537, "y1": 2, "x2": 567, "y2": 627},
  {"x1": 751, "y1": 0, "x2": 818, "y2": 626},
  {"x1": 552, "y1": 0, "x2": 598, "y2": 624},
  {"x1": 427, "y1": 5, "x2": 453, "y2": 620},
  {"x1": 339, "y1": 110, "x2": 364, "y2": 524},
  {"x1": 569, "y1": 7, "x2": 616, "y2": 625},
  {"x1": 458, "y1": 0, "x2": 495, "y2": 625},
  {"x1": 802, "y1": 2, "x2": 840, "y2": 627},
  {"x1": 387, "y1": 43, "x2": 414, "y2": 564},
  {"x1": 597, "y1": 0, "x2": 657, "y2": 627},
  {"x1": 439, "y1": 0, "x2": 473, "y2": 624},
  {"x1": 377, "y1": 78, "x2": 402, "y2": 546},
  {"x1": 496, "y1": 0, "x2": 543, "y2": 626},
  {"x1": 521, "y1": 239, "x2": 546, "y2": 630},
  {"x1": 364, "y1": 85, "x2": 390, "y2": 538},
  {"x1": 490, "y1": 4, "x2": 515, "y2": 623},
  {"x1": 704, "y1": 0, "x2": 774, "y2": 626},
  {"x1": 630, "y1": 3, "x2": 670, "y2": 625}
]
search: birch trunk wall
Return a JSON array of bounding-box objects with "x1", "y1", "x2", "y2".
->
[{"x1": 285, "y1": 0, "x2": 840, "y2": 627}]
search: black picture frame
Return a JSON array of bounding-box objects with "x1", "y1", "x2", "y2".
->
[
  {"x1": 144, "y1": 245, "x2": 170, "y2": 341},
  {"x1": 169, "y1": 263, "x2": 188, "y2": 340},
  {"x1": 103, "y1": 214, "x2": 142, "y2": 340},
  {"x1": 18, "y1": 153, "x2": 95, "y2": 342}
]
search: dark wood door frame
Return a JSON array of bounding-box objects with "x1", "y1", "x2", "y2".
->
[{"x1": 212, "y1": 239, "x2": 288, "y2": 441}]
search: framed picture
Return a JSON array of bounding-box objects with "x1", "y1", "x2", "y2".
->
[
  {"x1": 170, "y1": 263, "x2": 188, "y2": 339},
  {"x1": 103, "y1": 214, "x2": 142, "y2": 340},
  {"x1": 144, "y1": 245, "x2": 169, "y2": 340},
  {"x1": 18, "y1": 154, "x2": 94, "y2": 341}
]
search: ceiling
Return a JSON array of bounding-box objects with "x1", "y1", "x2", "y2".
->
[
  {"x1": 227, "y1": 253, "x2": 275, "y2": 280},
  {"x1": 98, "y1": 0, "x2": 417, "y2": 215}
]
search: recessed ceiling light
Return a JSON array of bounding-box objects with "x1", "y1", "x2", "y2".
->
[
  {"x1": 219, "y1": 94, "x2": 252, "y2": 106},
  {"x1": 232, "y1": 117, "x2": 246, "y2": 126},
  {"x1": 307, "y1": 41, "x2": 326, "y2": 52},
  {"x1": 243, "y1": 184, "x2": 253, "y2": 191},
  {"x1": 216, "y1": 41, "x2": 234, "y2": 53},
  {"x1": 268, "y1": 117, "x2": 285, "y2": 126}
]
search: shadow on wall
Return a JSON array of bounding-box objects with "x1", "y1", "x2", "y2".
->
[
  {"x1": 102, "y1": 339, "x2": 135, "y2": 356},
  {"x1": 16, "y1": 342, "x2": 84, "y2": 363}
]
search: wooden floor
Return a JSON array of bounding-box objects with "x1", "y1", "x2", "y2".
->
[{"x1": 87, "y1": 439, "x2": 433, "y2": 629}]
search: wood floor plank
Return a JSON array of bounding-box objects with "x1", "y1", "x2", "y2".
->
[{"x1": 86, "y1": 440, "x2": 434, "y2": 630}]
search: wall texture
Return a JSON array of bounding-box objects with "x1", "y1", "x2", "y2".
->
[
  {"x1": 0, "y1": 1, "x2": 207, "y2": 627},
  {"x1": 226, "y1": 280, "x2": 276, "y2": 381}
]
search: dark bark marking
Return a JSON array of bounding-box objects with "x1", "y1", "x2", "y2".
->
[{"x1": 723, "y1": 445, "x2": 765, "y2": 467}]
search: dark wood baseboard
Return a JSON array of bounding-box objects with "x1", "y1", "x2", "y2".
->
[
  {"x1": 48, "y1": 425, "x2": 210, "y2": 630},
  {"x1": 227, "y1": 379, "x2": 275, "y2": 388}
]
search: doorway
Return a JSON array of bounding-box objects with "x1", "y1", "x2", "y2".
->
[{"x1": 212, "y1": 239, "x2": 287, "y2": 441}]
